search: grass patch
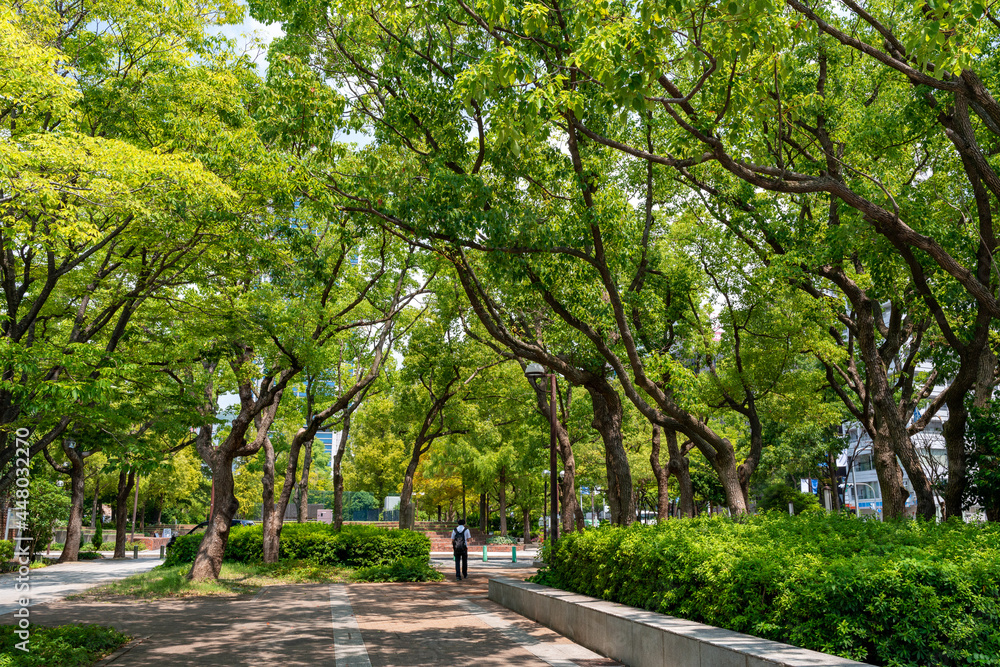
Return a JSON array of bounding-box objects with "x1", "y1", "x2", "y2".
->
[
  {"x1": 0, "y1": 624, "x2": 129, "y2": 666},
  {"x1": 70, "y1": 560, "x2": 353, "y2": 600}
]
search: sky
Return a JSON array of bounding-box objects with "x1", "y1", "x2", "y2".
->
[{"x1": 211, "y1": 5, "x2": 285, "y2": 74}]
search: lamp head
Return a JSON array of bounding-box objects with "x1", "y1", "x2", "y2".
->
[{"x1": 524, "y1": 362, "x2": 546, "y2": 379}]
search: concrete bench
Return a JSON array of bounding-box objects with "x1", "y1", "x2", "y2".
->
[{"x1": 488, "y1": 577, "x2": 873, "y2": 667}]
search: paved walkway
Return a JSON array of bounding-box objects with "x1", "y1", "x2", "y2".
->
[
  {"x1": 0, "y1": 561, "x2": 620, "y2": 666},
  {"x1": 0, "y1": 556, "x2": 160, "y2": 615}
]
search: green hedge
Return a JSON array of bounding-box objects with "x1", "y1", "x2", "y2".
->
[
  {"x1": 353, "y1": 556, "x2": 444, "y2": 582},
  {"x1": 531, "y1": 513, "x2": 1000, "y2": 667},
  {"x1": 164, "y1": 523, "x2": 430, "y2": 568}
]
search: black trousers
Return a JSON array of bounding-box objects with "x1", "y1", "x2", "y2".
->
[{"x1": 454, "y1": 547, "x2": 468, "y2": 578}]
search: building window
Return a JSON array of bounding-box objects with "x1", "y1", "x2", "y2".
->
[
  {"x1": 853, "y1": 482, "x2": 879, "y2": 500},
  {"x1": 855, "y1": 454, "x2": 874, "y2": 472}
]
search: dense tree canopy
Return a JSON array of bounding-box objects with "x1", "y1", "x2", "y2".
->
[{"x1": 4, "y1": 0, "x2": 1000, "y2": 582}]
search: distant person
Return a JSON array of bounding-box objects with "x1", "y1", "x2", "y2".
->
[{"x1": 451, "y1": 519, "x2": 471, "y2": 581}]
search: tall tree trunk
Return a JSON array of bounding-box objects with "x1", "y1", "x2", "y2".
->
[
  {"x1": 554, "y1": 419, "x2": 584, "y2": 533},
  {"x1": 707, "y1": 444, "x2": 746, "y2": 516},
  {"x1": 398, "y1": 438, "x2": 423, "y2": 530},
  {"x1": 479, "y1": 493, "x2": 486, "y2": 530},
  {"x1": 522, "y1": 506, "x2": 531, "y2": 542},
  {"x1": 827, "y1": 453, "x2": 842, "y2": 512},
  {"x1": 650, "y1": 425, "x2": 670, "y2": 522},
  {"x1": 113, "y1": 469, "x2": 135, "y2": 559},
  {"x1": 665, "y1": 429, "x2": 695, "y2": 518},
  {"x1": 297, "y1": 439, "x2": 313, "y2": 523},
  {"x1": 498, "y1": 467, "x2": 507, "y2": 536},
  {"x1": 155, "y1": 494, "x2": 164, "y2": 527},
  {"x1": 189, "y1": 462, "x2": 238, "y2": 581},
  {"x1": 261, "y1": 436, "x2": 280, "y2": 563},
  {"x1": 586, "y1": 382, "x2": 635, "y2": 524},
  {"x1": 558, "y1": 467, "x2": 585, "y2": 533},
  {"x1": 90, "y1": 477, "x2": 99, "y2": 530},
  {"x1": 58, "y1": 456, "x2": 86, "y2": 563},
  {"x1": 531, "y1": 379, "x2": 585, "y2": 532},
  {"x1": 850, "y1": 300, "x2": 934, "y2": 520},
  {"x1": 333, "y1": 415, "x2": 351, "y2": 531},
  {"x1": 943, "y1": 346, "x2": 996, "y2": 518},
  {"x1": 869, "y1": 421, "x2": 908, "y2": 519}
]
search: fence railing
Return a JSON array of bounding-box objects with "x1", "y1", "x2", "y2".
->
[{"x1": 348, "y1": 509, "x2": 399, "y2": 522}]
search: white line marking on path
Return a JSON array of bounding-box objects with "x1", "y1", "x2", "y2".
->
[
  {"x1": 330, "y1": 584, "x2": 372, "y2": 667},
  {"x1": 456, "y1": 597, "x2": 606, "y2": 667}
]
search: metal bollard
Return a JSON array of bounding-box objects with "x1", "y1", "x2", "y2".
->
[
  {"x1": 133, "y1": 546, "x2": 139, "y2": 559},
  {"x1": 483, "y1": 545, "x2": 488, "y2": 562},
  {"x1": 159, "y1": 545, "x2": 165, "y2": 560},
  {"x1": 512, "y1": 546, "x2": 517, "y2": 563}
]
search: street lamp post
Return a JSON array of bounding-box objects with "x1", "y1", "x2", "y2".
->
[
  {"x1": 542, "y1": 474, "x2": 547, "y2": 543},
  {"x1": 525, "y1": 362, "x2": 558, "y2": 544}
]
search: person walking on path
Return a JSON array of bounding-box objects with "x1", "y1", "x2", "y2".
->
[{"x1": 451, "y1": 519, "x2": 471, "y2": 580}]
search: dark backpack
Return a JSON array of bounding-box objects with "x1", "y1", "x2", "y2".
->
[{"x1": 452, "y1": 528, "x2": 467, "y2": 550}]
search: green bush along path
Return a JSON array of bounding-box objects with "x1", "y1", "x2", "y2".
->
[
  {"x1": 532, "y1": 514, "x2": 1000, "y2": 667},
  {"x1": 166, "y1": 524, "x2": 430, "y2": 568}
]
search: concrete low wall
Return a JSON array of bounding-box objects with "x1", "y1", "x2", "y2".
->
[{"x1": 488, "y1": 577, "x2": 873, "y2": 667}]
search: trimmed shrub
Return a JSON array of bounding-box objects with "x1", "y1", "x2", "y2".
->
[
  {"x1": 485, "y1": 535, "x2": 516, "y2": 545},
  {"x1": 353, "y1": 556, "x2": 443, "y2": 582},
  {"x1": 0, "y1": 540, "x2": 13, "y2": 562},
  {"x1": 758, "y1": 484, "x2": 821, "y2": 515},
  {"x1": 531, "y1": 514, "x2": 1000, "y2": 667},
  {"x1": 91, "y1": 524, "x2": 102, "y2": 551},
  {"x1": 92, "y1": 541, "x2": 145, "y2": 552},
  {"x1": 164, "y1": 524, "x2": 430, "y2": 568}
]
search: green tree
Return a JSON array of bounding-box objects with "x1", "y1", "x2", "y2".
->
[
  {"x1": 24, "y1": 476, "x2": 71, "y2": 559},
  {"x1": 1, "y1": 0, "x2": 243, "y2": 489},
  {"x1": 343, "y1": 395, "x2": 409, "y2": 508}
]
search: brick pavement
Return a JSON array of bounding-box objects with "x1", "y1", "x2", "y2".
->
[
  {"x1": 0, "y1": 564, "x2": 621, "y2": 666},
  {"x1": 349, "y1": 571, "x2": 619, "y2": 666}
]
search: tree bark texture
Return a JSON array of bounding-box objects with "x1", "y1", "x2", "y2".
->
[
  {"x1": 189, "y1": 360, "x2": 292, "y2": 581},
  {"x1": 333, "y1": 414, "x2": 351, "y2": 531},
  {"x1": 665, "y1": 429, "x2": 695, "y2": 518},
  {"x1": 531, "y1": 379, "x2": 584, "y2": 533},
  {"x1": 261, "y1": 436, "x2": 280, "y2": 563},
  {"x1": 586, "y1": 382, "x2": 635, "y2": 525},
  {"x1": 189, "y1": 461, "x2": 238, "y2": 581},
  {"x1": 943, "y1": 345, "x2": 997, "y2": 518},
  {"x1": 57, "y1": 453, "x2": 86, "y2": 563},
  {"x1": 297, "y1": 439, "x2": 313, "y2": 523},
  {"x1": 399, "y1": 441, "x2": 421, "y2": 530},
  {"x1": 113, "y1": 469, "x2": 135, "y2": 559},
  {"x1": 854, "y1": 303, "x2": 934, "y2": 519},
  {"x1": 650, "y1": 425, "x2": 670, "y2": 522}
]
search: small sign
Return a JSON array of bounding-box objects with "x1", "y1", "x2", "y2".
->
[{"x1": 162, "y1": 528, "x2": 172, "y2": 539}]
